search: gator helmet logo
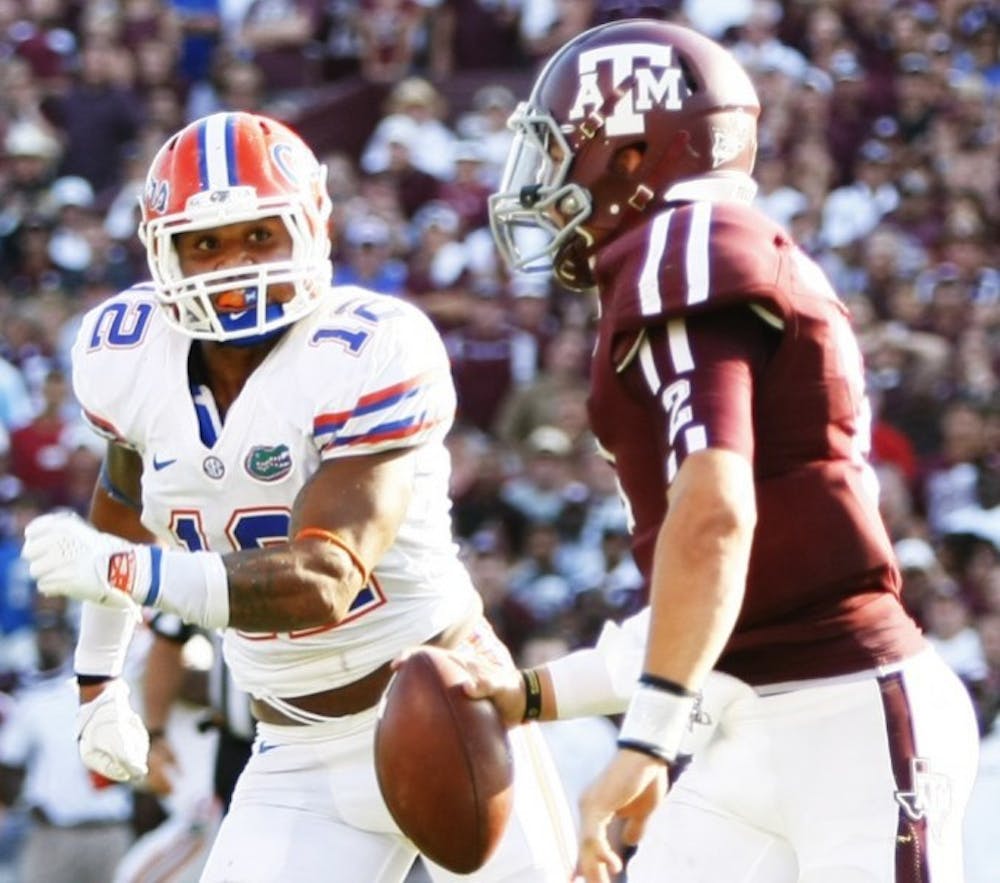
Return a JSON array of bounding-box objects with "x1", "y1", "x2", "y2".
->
[
  {"x1": 568, "y1": 43, "x2": 688, "y2": 137},
  {"x1": 244, "y1": 444, "x2": 293, "y2": 482}
]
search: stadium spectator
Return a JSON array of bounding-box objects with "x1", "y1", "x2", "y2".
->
[
  {"x1": 359, "y1": 118, "x2": 442, "y2": 219},
  {"x1": 428, "y1": 0, "x2": 523, "y2": 77},
  {"x1": 444, "y1": 284, "x2": 539, "y2": 433},
  {"x1": 435, "y1": 140, "x2": 492, "y2": 234},
  {"x1": 922, "y1": 578, "x2": 988, "y2": 688},
  {"x1": 333, "y1": 214, "x2": 407, "y2": 295},
  {"x1": 8, "y1": 368, "x2": 75, "y2": 508},
  {"x1": 0, "y1": 607, "x2": 134, "y2": 883},
  {"x1": 44, "y1": 40, "x2": 145, "y2": 201},
  {"x1": 235, "y1": 0, "x2": 326, "y2": 93},
  {"x1": 452, "y1": 84, "x2": 517, "y2": 189},
  {"x1": 403, "y1": 200, "x2": 471, "y2": 327},
  {"x1": 0, "y1": 493, "x2": 42, "y2": 681},
  {"x1": 360, "y1": 78, "x2": 456, "y2": 181},
  {"x1": 0, "y1": 358, "x2": 35, "y2": 435},
  {"x1": 494, "y1": 327, "x2": 591, "y2": 450},
  {"x1": 356, "y1": 0, "x2": 428, "y2": 85}
]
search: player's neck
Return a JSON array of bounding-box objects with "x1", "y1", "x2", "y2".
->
[{"x1": 195, "y1": 338, "x2": 280, "y2": 419}]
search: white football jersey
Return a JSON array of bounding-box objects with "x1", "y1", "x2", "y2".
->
[{"x1": 72, "y1": 283, "x2": 479, "y2": 700}]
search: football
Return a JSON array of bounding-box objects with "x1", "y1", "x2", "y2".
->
[{"x1": 374, "y1": 646, "x2": 515, "y2": 874}]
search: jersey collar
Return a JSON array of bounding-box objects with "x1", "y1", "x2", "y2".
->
[{"x1": 662, "y1": 172, "x2": 758, "y2": 206}]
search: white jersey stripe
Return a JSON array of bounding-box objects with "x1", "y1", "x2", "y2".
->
[
  {"x1": 203, "y1": 114, "x2": 232, "y2": 189},
  {"x1": 666, "y1": 317, "x2": 694, "y2": 374},
  {"x1": 685, "y1": 201, "x2": 712, "y2": 305},
  {"x1": 637, "y1": 334, "x2": 661, "y2": 395},
  {"x1": 685, "y1": 424, "x2": 707, "y2": 454},
  {"x1": 639, "y1": 210, "x2": 673, "y2": 316}
]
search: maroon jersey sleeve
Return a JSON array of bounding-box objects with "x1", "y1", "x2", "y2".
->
[{"x1": 614, "y1": 307, "x2": 774, "y2": 478}]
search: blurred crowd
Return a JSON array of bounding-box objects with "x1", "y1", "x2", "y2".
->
[{"x1": 0, "y1": 0, "x2": 995, "y2": 881}]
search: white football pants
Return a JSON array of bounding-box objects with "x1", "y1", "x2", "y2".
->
[
  {"x1": 627, "y1": 648, "x2": 979, "y2": 882},
  {"x1": 198, "y1": 703, "x2": 576, "y2": 882}
]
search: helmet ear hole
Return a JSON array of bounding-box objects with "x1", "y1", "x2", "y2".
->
[{"x1": 610, "y1": 144, "x2": 645, "y2": 176}]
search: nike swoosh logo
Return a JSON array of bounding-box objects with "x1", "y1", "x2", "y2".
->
[
  {"x1": 258, "y1": 741, "x2": 281, "y2": 754},
  {"x1": 152, "y1": 456, "x2": 177, "y2": 471}
]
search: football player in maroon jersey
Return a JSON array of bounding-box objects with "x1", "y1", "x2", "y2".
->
[{"x1": 474, "y1": 19, "x2": 979, "y2": 883}]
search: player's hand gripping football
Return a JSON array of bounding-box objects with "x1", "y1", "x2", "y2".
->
[
  {"x1": 23, "y1": 511, "x2": 150, "y2": 612},
  {"x1": 576, "y1": 749, "x2": 668, "y2": 883},
  {"x1": 412, "y1": 649, "x2": 526, "y2": 727},
  {"x1": 76, "y1": 678, "x2": 150, "y2": 784}
]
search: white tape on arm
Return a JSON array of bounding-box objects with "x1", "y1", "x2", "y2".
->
[
  {"x1": 547, "y1": 647, "x2": 629, "y2": 718},
  {"x1": 150, "y1": 550, "x2": 230, "y2": 629},
  {"x1": 546, "y1": 607, "x2": 650, "y2": 718},
  {"x1": 74, "y1": 603, "x2": 139, "y2": 678}
]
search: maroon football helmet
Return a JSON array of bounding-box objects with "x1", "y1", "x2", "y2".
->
[{"x1": 489, "y1": 20, "x2": 760, "y2": 290}]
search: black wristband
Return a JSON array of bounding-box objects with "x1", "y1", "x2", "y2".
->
[
  {"x1": 638, "y1": 672, "x2": 696, "y2": 697},
  {"x1": 521, "y1": 668, "x2": 543, "y2": 722},
  {"x1": 617, "y1": 738, "x2": 672, "y2": 765},
  {"x1": 146, "y1": 728, "x2": 166, "y2": 742},
  {"x1": 76, "y1": 674, "x2": 113, "y2": 687}
]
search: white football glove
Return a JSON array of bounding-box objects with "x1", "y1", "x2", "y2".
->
[
  {"x1": 76, "y1": 678, "x2": 150, "y2": 783},
  {"x1": 23, "y1": 511, "x2": 155, "y2": 611}
]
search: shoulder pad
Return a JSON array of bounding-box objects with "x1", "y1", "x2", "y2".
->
[
  {"x1": 71, "y1": 284, "x2": 166, "y2": 443},
  {"x1": 595, "y1": 202, "x2": 792, "y2": 328}
]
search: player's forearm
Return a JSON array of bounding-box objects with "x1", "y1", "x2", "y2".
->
[
  {"x1": 614, "y1": 452, "x2": 754, "y2": 763},
  {"x1": 133, "y1": 534, "x2": 367, "y2": 631},
  {"x1": 221, "y1": 542, "x2": 366, "y2": 631},
  {"x1": 143, "y1": 638, "x2": 186, "y2": 733},
  {"x1": 642, "y1": 452, "x2": 755, "y2": 690}
]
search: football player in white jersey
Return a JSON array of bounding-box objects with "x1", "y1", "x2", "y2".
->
[{"x1": 22, "y1": 111, "x2": 576, "y2": 882}]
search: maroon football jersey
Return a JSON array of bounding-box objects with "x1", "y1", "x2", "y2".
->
[{"x1": 589, "y1": 201, "x2": 924, "y2": 684}]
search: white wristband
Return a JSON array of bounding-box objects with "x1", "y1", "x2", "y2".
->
[
  {"x1": 618, "y1": 681, "x2": 698, "y2": 764},
  {"x1": 151, "y1": 550, "x2": 230, "y2": 629}
]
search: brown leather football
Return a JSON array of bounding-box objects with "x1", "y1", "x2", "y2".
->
[{"x1": 374, "y1": 646, "x2": 515, "y2": 873}]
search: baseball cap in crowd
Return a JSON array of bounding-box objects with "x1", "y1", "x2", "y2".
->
[
  {"x1": 894, "y1": 537, "x2": 937, "y2": 572},
  {"x1": 381, "y1": 114, "x2": 421, "y2": 147},
  {"x1": 527, "y1": 425, "x2": 572, "y2": 457},
  {"x1": 801, "y1": 66, "x2": 833, "y2": 94},
  {"x1": 473, "y1": 85, "x2": 515, "y2": 113},
  {"x1": 4, "y1": 121, "x2": 61, "y2": 160},
  {"x1": 859, "y1": 140, "x2": 892, "y2": 164},
  {"x1": 49, "y1": 175, "x2": 95, "y2": 210},
  {"x1": 898, "y1": 52, "x2": 931, "y2": 75},
  {"x1": 345, "y1": 215, "x2": 391, "y2": 248},
  {"x1": 452, "y1": 140, "x2": 484, "y2": 164},
  {"x1": 898, "y1": 170, "x2": 931, "y2": 197},
  {"x1": 829, "y1": 50, "x2": 864, "y2": 82},
  {"x1": 389, "y1": 77, "x2": 440, "y2": 112},
  {"x1": 414, "y1": 201, "x2": 460, "y2": 236}
]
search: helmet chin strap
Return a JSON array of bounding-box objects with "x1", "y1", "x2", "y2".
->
[{"x1": 554, "y1": 234, "x2": 597, "y2": 292}]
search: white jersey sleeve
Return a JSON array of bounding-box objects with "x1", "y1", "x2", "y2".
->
[
  {"x1": 70, "y1": 283, "x2": 167, "y2": 450},
  {"x1": 306, "y1": 287, "x2": 456, "y2": 460}
]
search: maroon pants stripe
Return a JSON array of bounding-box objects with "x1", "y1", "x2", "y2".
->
[{"x1": 879, "y1": 671, "x2": 931, "y2": 883}]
